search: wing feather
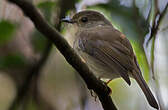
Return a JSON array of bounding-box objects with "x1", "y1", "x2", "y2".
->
[{"x1": 75, "y1": 27, "x2": 134, "y2": 85}]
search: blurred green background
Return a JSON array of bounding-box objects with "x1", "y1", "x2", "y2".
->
[{"x1": 0, "y1": 0, "x2": 168, "y2": 110}]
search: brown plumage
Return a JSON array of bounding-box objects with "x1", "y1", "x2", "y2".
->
[{"x1": 62, "y1": 10, "x2": 159, "y2": 109}]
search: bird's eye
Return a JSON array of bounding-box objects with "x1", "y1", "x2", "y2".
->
[{"x1": 81, "y1": 17, "x2": 88, "y2": 23}]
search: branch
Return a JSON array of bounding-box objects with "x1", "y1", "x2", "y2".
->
[
  {"x1": 144, "y1": 1, "x2": 168, "y2": 109},
  {"x1": 9, "y1": 0, "x2": 69, "y2": 108},
  {"x1": 144, "y1": 0, "x2": 168, "y2": 80},
  {"x1": 7, "y1": 0, "x2": 117, "y2": 110},
  {"x1": 147, "y1": 1, "x2": 168, "y2": 45},
  {"x1": 145, "y1": 0, "x2": 168, "y2": 80}
]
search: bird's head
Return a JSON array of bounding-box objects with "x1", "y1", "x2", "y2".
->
[{"x1": 61, "y1": 10, "x2": 112, "y2": 28}]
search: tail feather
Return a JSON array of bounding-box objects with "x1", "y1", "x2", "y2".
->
[{"x1": 132, "y1": 72, "x2": 159, "y2": 109}]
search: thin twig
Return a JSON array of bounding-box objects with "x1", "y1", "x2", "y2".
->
[
  {"x1": 148, "y1": 0, "x2": 168, "y2": 81},
  {"x1": 147, "y1": 1, "x2": 168, "y2": 45},
  {"x1": 144, "y1": 0, "x2": 168, "y2": 80},
  {"x1": 7, "y1": 0, "x2": 117, "y2": 110}
]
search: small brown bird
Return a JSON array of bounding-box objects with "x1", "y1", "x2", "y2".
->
[{"x1": 62, "y1": 10, "x2": 159, "y2": 109}]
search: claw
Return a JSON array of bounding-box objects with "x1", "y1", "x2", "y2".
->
[
  {"x1": 91, "y1": 77, "x2": 112, "y2": 99},
  {"x1": 100, "y1": 78, "x2": 112, "y2": 95},
  {"x1": 90, "y1": 90, "x2": 98, "y2": 101},
  {"x1": 102, "y1": 81, "x2": 112, "y2": 95}
]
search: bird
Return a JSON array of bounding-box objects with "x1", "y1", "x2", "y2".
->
[{"x1": 61, "y1": 10, "x2": 159, "y2": 109}]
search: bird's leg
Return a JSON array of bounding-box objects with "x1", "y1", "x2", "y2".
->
[
  {"x1": 101, "y1": 81, "x2": 112, "y2": 95},
  {"x1": 98, "y1": 76, "x2": 112, "y2": 95},
  {"x1": 98, "y1": 76, "x2": 112, "y2": 85},
  {"x1": 106, "y1": 79, "x2": 112, "y2": 85}
]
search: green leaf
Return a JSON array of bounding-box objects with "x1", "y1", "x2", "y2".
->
[
  {"x1": 0, "y1": 54, "x2": 26, "y2": 69},
  {"x1": 31, "y1": 30, "x2": 48, "y2": 53},
  {"x1": 0, "y1": 20, "x2": 16, "y2": 46},
  {"x1": 37, "y1": 1, "x2": 56, "y2": 21},
  {"x1": 37, "y1": 1, "x2": 56, "y2": 9}
]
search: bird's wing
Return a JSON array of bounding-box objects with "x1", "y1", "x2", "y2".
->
[{"x1": 75, "y1": 28, "x2": 134, "y2": 85}]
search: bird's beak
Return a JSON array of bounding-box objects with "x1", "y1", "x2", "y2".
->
[{"x1": 61, "y1": 16, "x2": 74, "y2": 23}]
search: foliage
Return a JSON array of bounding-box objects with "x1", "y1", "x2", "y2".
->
[
  {"x1": 31, "y1": 30, "x2": 49, "y2": 53},
  {"x1": 0, "y1": 54, "x2": 26, "y2": 69},
  {"x1": 0, "y1": 20, "x2": 16, "y2": 46},
  {"x1": 37, "y1": 1, "x2": 57, "y2": 22}
]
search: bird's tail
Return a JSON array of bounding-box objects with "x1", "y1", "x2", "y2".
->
[
  {"x1": 132, "y1": 56, "x2": 159, "y2": 109},
  {"x1": 132, "y1": 72, "x2": 159, "y2": 109}
]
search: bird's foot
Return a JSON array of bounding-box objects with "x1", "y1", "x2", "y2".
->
[
  {"x1": 98, "y1": 76, "x2": 112, "y2": 85},
  {"x1": 90, "y1": 90, "x2": 98, "y2": 101},
  {"x1": 98, "y1": 77, "x2": 112, "y2": 95},
  {"x1": 103, "y1": 81, "x2": 112, "y2": 95}
]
